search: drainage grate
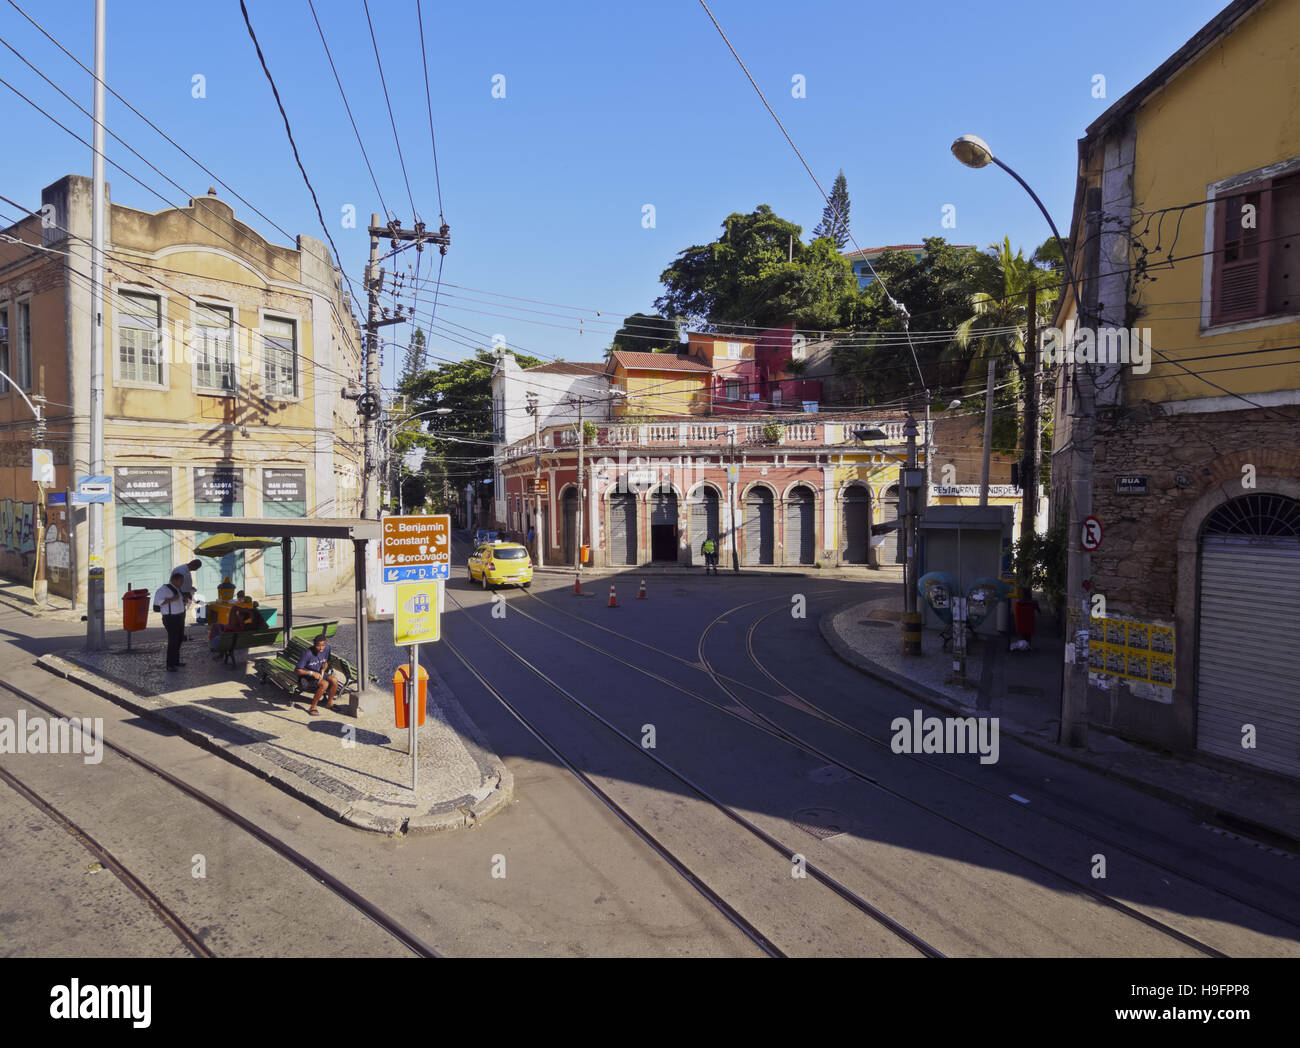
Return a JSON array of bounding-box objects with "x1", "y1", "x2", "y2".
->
[{"x1": 792, "y1": 807, "x2": 852, "y2": 840}]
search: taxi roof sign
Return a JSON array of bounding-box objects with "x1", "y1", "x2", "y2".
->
[{"x1": 382, "y1": 514, "x2": 450, "y2": 568}]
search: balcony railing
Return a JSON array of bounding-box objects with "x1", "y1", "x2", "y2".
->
[{"x1": 501, "y1": 419, "x2": 928, "y2": 459}]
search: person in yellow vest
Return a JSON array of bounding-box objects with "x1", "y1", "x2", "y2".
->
[{"x1": 701, "y1": 536, "x2": 719, "y2": 575}]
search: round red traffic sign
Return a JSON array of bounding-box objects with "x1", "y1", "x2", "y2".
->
[{"x1": 1081, "y1": 516, "x2": 1103, "y2": 551}]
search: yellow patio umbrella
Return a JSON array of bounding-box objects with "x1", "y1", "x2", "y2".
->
[{"x1": 194, "y1": 532, "x2": 281, "y2": 559}]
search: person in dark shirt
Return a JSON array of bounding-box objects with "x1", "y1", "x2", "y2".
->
[{"x1": 295, "y1": 635, "x2": 339, "y2": 715}]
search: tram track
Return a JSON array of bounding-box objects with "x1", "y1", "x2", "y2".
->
[
  {"x1": 441, "y1": 585, "x2": 944, "y2": 958},
  {"x1": 497, "y1": 582, "x2": 1238, "y2": 956},
  {"x1": 0, "y1": 676, "x2": 440, "y2": 959}
]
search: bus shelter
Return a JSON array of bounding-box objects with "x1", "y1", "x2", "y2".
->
[{"x1": 121, "y1": 515, "x2": 382, "y2": 715}]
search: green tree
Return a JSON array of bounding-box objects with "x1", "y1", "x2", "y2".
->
[
  {"x1": 399, "y1": 327, "x2": 429, "y2": 391},
  {"x1": 811, "y1": 170, "x2": 851, "y2": 249},
  {"x1": 610, "y1": 312, "x2": 680, "y2": 354},
  {"x1": 654, "y1": 205, "x2": 857, "y2": 330}
]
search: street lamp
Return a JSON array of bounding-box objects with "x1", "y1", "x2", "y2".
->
[
  {"x1": 386, "y1": 407, "x2": 452, "y2": 513},
  {"x1": 951, "y1": 132, "x2": 1092, "y2": 748}
]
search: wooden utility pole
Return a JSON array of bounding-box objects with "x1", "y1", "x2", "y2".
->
[
  {"x1": 361, "y1": 215, "x2": 450, "y2": 520},
  {"x1": 1020, "y1": 285, "x2": 1040, "y2": 561}
]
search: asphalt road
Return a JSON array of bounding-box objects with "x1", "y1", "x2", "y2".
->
[{"x1": 1, "y1": 559, "x2": 1297, "y2": 957}]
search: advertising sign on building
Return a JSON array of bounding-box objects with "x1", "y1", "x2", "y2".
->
[
  {"x1": 263, "y1": 468, "x2": 307, "y2": 503},
  {"x1": 114, "y1": 467, "x2": 173, "y2": 504},
  {"x1": 194, "y1": 466, "x2": 243, "y2": 504},
  {"x1": 1088, "y1": 616, "x2": 1175, "y2": 689}
]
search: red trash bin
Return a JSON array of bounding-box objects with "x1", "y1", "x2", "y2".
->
[
  {"x1": 393, "y1": 664, "x2": 428, "y2": 728},
  {"x1": 1013, "y1": 598, "x2": 1037, "y2": 640},
  {"x1": 122, "y1": 587, "x2": 150, "y2": 632}
]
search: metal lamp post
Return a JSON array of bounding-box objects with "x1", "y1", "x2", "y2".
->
[{"x1": 951, "y1": 132, "x2": 1093, "y2": 747}]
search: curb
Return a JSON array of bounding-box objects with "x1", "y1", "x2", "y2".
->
[
  {"x1": 817, "y1": 606, "x2": 1300, "y2": 853},
  {"x1": 36, "y1": 652, "x2": 513, "y2": 836}
]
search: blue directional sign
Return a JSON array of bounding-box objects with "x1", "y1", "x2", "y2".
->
[{"x1": 383, "y1": 562, "x2": 450, "y2": 584}]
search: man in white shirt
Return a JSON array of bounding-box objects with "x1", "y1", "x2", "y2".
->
[
  {"x1": 153, "y1": 571, "x2": 188, "y2": 671},
  {"x1": 171, "y1": 558, "x2": 202, "y2": 640}
]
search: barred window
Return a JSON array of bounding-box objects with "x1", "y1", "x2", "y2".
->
[
  {"x1": 15, "y1": 301, "x2": 31, "y2": 389},
  {"x1": 0, "y1": 305, "x2": 9, "y2": 393},
  {"x1": 119, "y1": 292, "x2": 162, "y2": 384},
  {"x1": 262, "y1": 316, "x2": 296, "y2": 397},
  {"x1": 194, "y1": 303, "x2": 234, "y2": 391}
]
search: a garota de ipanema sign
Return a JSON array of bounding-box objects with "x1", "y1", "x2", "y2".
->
[{"x1": 381, "y1": 514, "x2": 450, "y2": 582}]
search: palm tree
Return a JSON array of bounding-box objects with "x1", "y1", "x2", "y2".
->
[{"x1": 952, "y1": 238, "x2": 1059, "y2": 454}]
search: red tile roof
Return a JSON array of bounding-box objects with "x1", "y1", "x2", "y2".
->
[
  {"x1": 843, "y1": 243, "x2": 975, "y2": 259},
  {"x1": 607, "y1": 350, "x2": 713, "y2": 373}
]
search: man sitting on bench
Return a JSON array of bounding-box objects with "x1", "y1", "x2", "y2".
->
[{"x1": 296, "y1": 635, "x2": 339, "y2": 716}]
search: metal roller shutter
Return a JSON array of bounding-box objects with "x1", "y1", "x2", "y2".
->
[
  {"x1": 744, "y1": 488, "x2": 774, "y2": 565},
  {"x1": 609, "y1": 492, "x2": 637, "y2": 565},
  {"x1": 785, "y1": 487, "x2": 814, "y2": 565},
  {"x1": 563, "y1": 490, "x2": 578, "y2": 564},
  {"x1": 690, "y1": 490, "x2": 719, "y2": 566},
  {"x1": 1196, "y1": 536, "x2": 1300, "y2": 777},
  {"x1": 843, "y1": 488, "x2": 869, "y2": 564}
]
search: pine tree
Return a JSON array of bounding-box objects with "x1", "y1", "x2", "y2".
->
[
  {"x1": 400, "y1": 328, "x2": 428, "y2": 390},
  {"x1": 812, "y1": 171, "x2": 851, "y2": 249}
]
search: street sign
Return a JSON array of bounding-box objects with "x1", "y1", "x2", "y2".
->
[
  {"x1": 383, "y1": 563, "x2": 447, "y2": 583},
  {"x1": 382, "y1": 514, "x2": 449, "y2": 568},
  {"x1": 529, "y1": 477, "x2": 549, "y2": 496},
  {"x1": 394, "y1": 580, "x2": 440, "y2": 645},
  {"x1": 1115, "y1": 475, "x2": 1148, "y2": 495},
  {"x1": 1081, "y1": 516, "x2": 1103, "y2": 551},
  {"x1": 31, "y1": 449, "x2": 54, "y2": 484},
  {"x1": 74, "y1": 475, "x2": 111, "y2": 504}
]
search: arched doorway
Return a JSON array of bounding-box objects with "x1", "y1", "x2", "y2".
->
[
  {"x1": 608, "y1": 491, "x2": 637, "y2": 566},
  {"x1": 562, "y1": 487, "x2": 579, "y2": 564},
  {"x1": 842, "y1": 484, "x2": 871, "y2": 564},
  {"x1": 744, "y1": 486, "x2": 775, "y2": 565},
  {"x1": 1196, "y1": 493, "x2": 1300, "y2": 777},
  {"x1": 784, "y1": 486, "x2": 815, "y2": 565},
  {"x1": 689, "y1": 486, "x2": 721, "y2": 563},
  {"x1": 649, "y1": 485, "x2": 679, "y2": 562}
]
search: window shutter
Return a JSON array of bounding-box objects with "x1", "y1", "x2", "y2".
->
[{"x1": 1213, "y1": 187, "x2": 1270, "y2": 324}]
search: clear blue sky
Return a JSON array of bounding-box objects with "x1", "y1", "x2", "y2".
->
[{"x1": 0, "y1": 0, "x2": 1230, "y2": 388}]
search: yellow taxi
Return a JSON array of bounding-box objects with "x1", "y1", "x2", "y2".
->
[{"x1": 467, "y1": 541, "x2": 533, "y2": 590}]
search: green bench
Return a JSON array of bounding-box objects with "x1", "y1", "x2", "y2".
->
[
  {"x1": 214, "y1": 620, "x2": 338, "y2": 668},
  {"x1": 254, "y1": 632, "x2": 373, "y2": 706}
]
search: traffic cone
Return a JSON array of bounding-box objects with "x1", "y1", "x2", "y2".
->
[
  {"x1": 636, "y1": 578, "x2": 647, "y2": 600},
  {"x1": 574, "y1": 574, "x2": 582, "y2": 596},
  {"x1": 608, "y1": 584, "x2": 618, "y2": 608}
]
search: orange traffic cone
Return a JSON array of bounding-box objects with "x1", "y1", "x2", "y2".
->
[
  {"x1": 636, "y1": 579, "x2": 647, "y2": 600},
  {"x1": 608, "y1": 584, "x2": 618, "y2": 608},
  {"x1": 574, "y1": 574, "x2": 582, "y2": 596}
]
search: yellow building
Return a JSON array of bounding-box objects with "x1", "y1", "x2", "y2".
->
[
  {"x1": 0, "y1": 175, "x2": 363, "y2": 606},
  {"x1": 606, "y1": 349, "x2": 712, "y2": 417},
  {"x1": 1051, "y1": 0, "x2": 1300, "y2": 774}
]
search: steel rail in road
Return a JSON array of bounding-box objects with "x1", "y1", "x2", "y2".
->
[
  {"x1": 739, "y1": 602, "x2": 1300, "y2": 938},
  {"x1": 442, "y1": 586, "x2": 945, "y2": 959},
  {"x1": 502, "y1": 582, "x2": 1231, "y2": 956},
  {"x1": 0, "y1": 677, "x2": 441, "y2": 959}
]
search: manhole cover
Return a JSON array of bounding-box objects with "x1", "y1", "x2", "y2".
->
[{"x1": 792, "y1": 807, "x2": 852, "y2": 840}]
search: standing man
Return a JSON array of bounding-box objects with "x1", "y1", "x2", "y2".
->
[
  {"x1": 527, "y1": 523, "x2": 537, "y2": 559},
  {"x1": 153, "y1": 571, "x2": 188, "y2": 672},
  {"x1": 172, "y1": 558, "x2": 202, "y2": 640},
  {"x1": 701, "y1": 535, "x2": 719, "y2": 576}
]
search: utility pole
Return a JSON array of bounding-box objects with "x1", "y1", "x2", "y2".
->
[
  {"x1": 575, "y1": 395, "x2": 584, "y2": 570},
  {"x1": 86, "y1": 0, "x2": 107, "y2": 649},
  {"x1": 978, "y1": 358, "x2": 996, "y2": 507},
  {"x1": 902, "y1": 414, "x2": 921, "y2": 655},
  {"x1": 526, "y1": 390, "x2": 543, "y2": 568},
  {"x1": 1020, "y1": 285, "x2": 1040, "y2": 556},
  {"x1": 361, "y1": 214, "x2": 450, "y2": 520},
  {"x1": 727, "y1": 427, "x2": 739, "y2": 572},
  {"x1": 1061, "y1": 322, "x2": 1097, "y2": 749}
]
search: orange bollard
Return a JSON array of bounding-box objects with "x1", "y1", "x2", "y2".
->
[
  {"x1": 636, "y1": 578, "x2": 647, "y2": 599},
  {"x1": 608, "y1": 584, "x2": 618, "y2": 608},
  {"x1": 574, "y1": 574, "x2": 582, "y2": 596}
]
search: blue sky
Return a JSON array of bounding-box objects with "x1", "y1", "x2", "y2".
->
[{"x1": 0, "y1": 0, "x2": 1230, "y2": 387}]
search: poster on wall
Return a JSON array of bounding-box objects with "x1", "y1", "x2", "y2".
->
[
  {"x1": 194, "y1": 466, "x2": 243, "y2": 504},
  {"x1": 1088, "y1": 615, "x2": 1175, "y2": 688},
  {"x1": 263, "y1": 469, "x2": 307, "y2": 503},
  {"x1": 114, "y1": 467, "x2": 173, "y2": 505},
  {"x1": 316, "y1": 538, "x2": 333, "y2": 571}
]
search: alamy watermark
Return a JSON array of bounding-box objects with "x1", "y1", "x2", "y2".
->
[
  {"x1": 0, "y1": 710, "x2": 103, "y2": 764},
  {"x1": 891, "y1": 710, "x2": 999, "y2": 764},
  {"x1": 1042, "y1": 321, "x2": 1152, "y2": 374}
]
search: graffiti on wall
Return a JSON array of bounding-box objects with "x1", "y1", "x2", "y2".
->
[{"x1": 0, "y1": 500, "x2": 36, "y2": 555}]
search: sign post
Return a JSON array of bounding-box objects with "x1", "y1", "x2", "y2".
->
[{"x1": 386, "y1": 517, "x2": 447, "y2": 792}]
